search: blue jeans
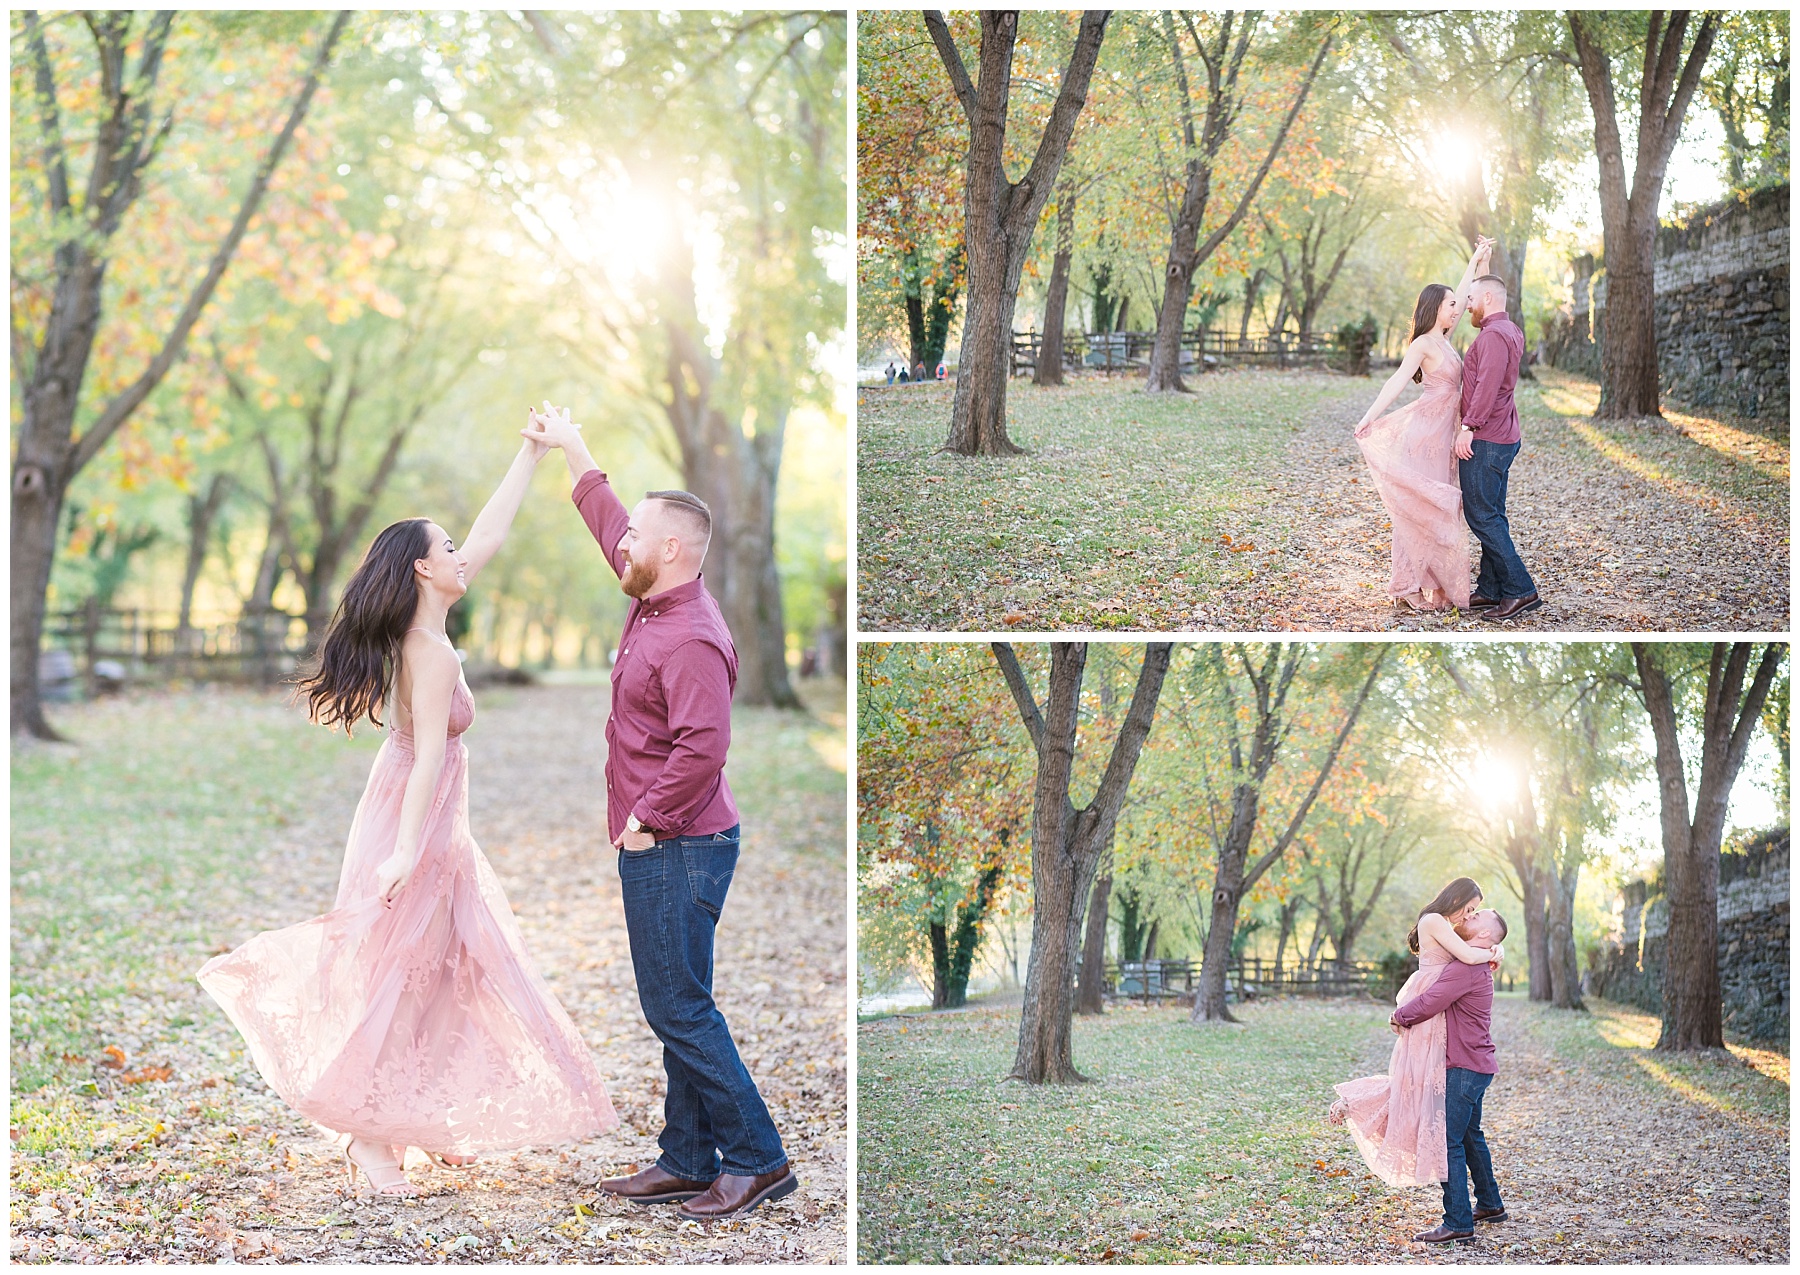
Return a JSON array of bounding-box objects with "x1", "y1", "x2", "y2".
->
[
  {"x1": 1459, "y1": 439, "x2": 1536, "y2": 599},
  {"x1": 617, "y1": 826, "x2": 787, "y2": 1179},
  {"x1": 1441, "y1": 1067, "x2": 1502, "y2": 1231}
]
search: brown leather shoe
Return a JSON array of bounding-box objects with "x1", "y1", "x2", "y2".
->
[
  {"x1": 1473, "y1": 1206, "x2": 1508, "y2": 1224},
  {"x1": 676, "y1": 1166, "x2": 798, "y2": 1220},
  {"x1": 1480, "y1": 593, "x2": 1543, "y2": 622},
  {"x1": 1414, "y1": 1224, "x2": 1475, "y2": 1243},
  {"x1": 596, "y1": 1164, "x2": 713, "y2": 1205},
  {"x1": 1466, "y1": 593, "x2": 1501, "y2": 609}
]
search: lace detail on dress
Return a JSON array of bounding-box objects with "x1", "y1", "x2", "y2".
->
[
  {"x1": 1327, "y1": 930, "x2": 1455, "y2": 1186},
  {"x1": 1355, "y1": 350, "x2": 1472, "y2": 611},
  {"x1": 198, "y1": 679, "x2": 616, "y2": 1153}
]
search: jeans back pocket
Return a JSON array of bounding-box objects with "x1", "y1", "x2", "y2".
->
[{"x1": 682, "y1": 836, "x2": 739, "y2": 919}]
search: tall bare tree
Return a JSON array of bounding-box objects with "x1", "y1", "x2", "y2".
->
[
  {"x1": 993, "y1": 641, "x2": 1171, "y2": 1082},
  {"x1": 1144, "y1": 13, "x2": 1333, "y2": 392},
  {"x1": 926, "y1": 10, "x2": 1110, "y2": 454},
  {"x1": 11, "y1": 11, "x2": 349, "y2": 737},
  {"x1": 1567, "y1": 11, "x2": 1719, "y2": 418},
  {"x1": 1188, "y1": 644, "x2": 1386, "y2": 1023},
  {"x1": 1629, "y1": 642, "x2": 1784, "y2": 1050}
]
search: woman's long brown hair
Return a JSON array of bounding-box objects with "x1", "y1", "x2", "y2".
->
[
  {"x1": 297, "y1": 518, "x2": 432, "y2": 734},
  {"x1": 1407, "y1": 876, "x2": 1483, "y2": 954},
  {"x1": 1408, "y1": 283, "x2": 1452, "y2": 383}
]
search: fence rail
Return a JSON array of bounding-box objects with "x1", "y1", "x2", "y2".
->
[
  {"x1": 1013, "y1": 329, "x2": 1336, "y2": 377},
  {"x1": 1104, "y1": 956, "x2": 1386, "y2": 1004},
  {"x1": 39, "y1": 605, "x2": 309, "y2": 696}
]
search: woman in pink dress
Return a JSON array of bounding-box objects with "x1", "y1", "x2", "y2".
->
[
  {"x1": 199, "y1": 425, "x2": 617, "y2": 1197},
  {"x1": 1328, "y1": 878, "x2": 1502, "y2": 1186},
  {"x1": 1352, "y1": 240, "x2": 1496, "y2": 611}
]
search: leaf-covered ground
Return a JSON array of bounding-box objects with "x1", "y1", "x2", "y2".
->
[
  {"x1": 856, "y1": 370, "x2": 1788, "y2": 632},
  {"x1": 11, "y1": 680, "x2": 847, "y2": 1265},
  {"x1": 857, "y1": 994, "x2": 1788, "y2": 1264}
]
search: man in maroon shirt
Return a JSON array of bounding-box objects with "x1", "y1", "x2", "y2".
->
[
  {"x1": 1452, "y1": 277, "x2": 1540, "y2": 622},
  {"x1": 525, "y1": 403, "x2": 797, "y2": 1220},
  {"x1": 1390, "y1": 909, "x2": 1509, "y2": 1243}
]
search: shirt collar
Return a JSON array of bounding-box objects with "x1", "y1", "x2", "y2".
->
[
  {"x1": 1478, "y1": 311, "x2": 1510, "y2": 330},
  {"x1": 639, "y1": 574, "x2": 706, "y2": 611}
]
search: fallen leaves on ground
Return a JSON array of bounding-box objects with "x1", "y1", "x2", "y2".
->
[
  {"x1": 857, "y1": 994, "x2": 1787, "y2": 1264},
  {"x1": 11, "y1": 682, "x2": 847, "y2": 1264},
  {"x1": 856, "y1": 370, "x2": 1788, "y2": 633}
]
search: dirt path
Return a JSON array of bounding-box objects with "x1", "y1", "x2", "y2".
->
[
  {"x1": 1193, "y1": 370, "x2": 1789, "y2": 632},
  {"x1": 1322, "y1": 996, "x2": 1788, "y2": 1263},
  {"x1": 11, "y1": 684, "x2": 846, "y2": 1265}
]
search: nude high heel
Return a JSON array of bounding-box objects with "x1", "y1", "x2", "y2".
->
[{"x1": 344, "y1": 1137, "x2": 422, "y2": 1197}]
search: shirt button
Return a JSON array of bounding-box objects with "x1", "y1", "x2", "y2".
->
[{"x1": 623, "y1": 647, "x2": 629, "y2": 654}]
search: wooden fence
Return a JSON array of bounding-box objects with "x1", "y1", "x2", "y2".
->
[
  {"x1": 1013, "y1": 329, "x2": 1335, "y2": 377},
  {"x1": 39, "y1": 605, "x2": 309, "y2": 696},
  {"x1": 1104, "y1": 955, "x2": 1517, "y2": 1004}
]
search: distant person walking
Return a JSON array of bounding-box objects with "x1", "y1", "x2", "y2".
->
[{"x1": 884, "y1": 361, "x2": 896, "y2": 385}]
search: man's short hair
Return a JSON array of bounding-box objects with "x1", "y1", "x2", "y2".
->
[
  {"x1": 646, "y1": 489, "x2": 712, "y2": 547},
  {"x1": 1473, "y1": 274, "x2": 1509, "y2": 298},
  {"x1": 1480, "y1": 909, "x2": 1508, "y2": 942}
]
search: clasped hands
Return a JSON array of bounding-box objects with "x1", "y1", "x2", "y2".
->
[
  {"x1": 1387, "y1": 945, "x2": 1503, "y2": 1034},
  {"x1": 521, "y1": 400, "x2": 582, "y2": 455}
]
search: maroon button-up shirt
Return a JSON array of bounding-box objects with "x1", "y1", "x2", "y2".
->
[
  {"x1": 1460, "y1": 311, "x2": 1525, "y2": 445},
  {"x1": 572, "y1": 469, "x2": 740, "y2": 843},
  {"x1": 1391, "y1": 959, "x2": 1497, "y2": 1074}
]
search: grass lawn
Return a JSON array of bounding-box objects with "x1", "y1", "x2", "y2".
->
[
  {"x1": 11, "y1": 680, "x2": 849, "y2": 1264},
  {"x1": 857, "y1": 375, "x2": 1369, "y2": 631},
  {"x1": 856, "y1": 994, "x2": 1788, "y2": 1264},
  {"x1": 856, "y1": 369, "x2": 1789, "y2": 632}
]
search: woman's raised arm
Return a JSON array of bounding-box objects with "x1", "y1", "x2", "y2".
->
[
  {"x1": 458, "y1": 421, "x2": 549, "y2": 582},
  {"x1": 1419, "y1": 911, "x2": 1494, "y2": 965}
]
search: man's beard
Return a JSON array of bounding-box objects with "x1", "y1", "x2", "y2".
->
[{"x1": 620, "y1": 554, "x2": 660, "y2": 599}]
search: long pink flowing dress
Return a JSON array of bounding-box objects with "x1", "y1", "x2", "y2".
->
[
  {"x1": 1327, "y1": 930, "x2": 1454, "y2": 1186},
  {"x1": 198, "y1": 673, "x2": 617, "y2": 1155},
  {"x1": 1355, "y1": 347, "x2": 1472, "y2": 610}
]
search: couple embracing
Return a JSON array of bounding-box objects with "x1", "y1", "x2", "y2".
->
[
  {"x1": 1354, "y1": 239, "x2": 1541, "y2": 622},
  {"x1": 198, "y1": 404, "x2": 797, "y2": 1218},
  {"x1": 1330, "y1": 877, "x2": 1509, "y2": 1244}
]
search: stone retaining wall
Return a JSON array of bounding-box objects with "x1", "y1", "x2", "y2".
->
[
  {"x1": 1586, "y1": 829, "x2": 1789, "y2": 1043},
  {"x1": 1547, "y1": 184, "x2": 1788, "y2": 418}
]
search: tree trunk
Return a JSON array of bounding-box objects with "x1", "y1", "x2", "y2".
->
[
  {"x1": 929, "y1": 921, "x2": 953, "y2": 1009},
  {"x1": 1546, "y1": 854, "x2": 1585, "y2": 1010},
  {"x1": 1523, "y1": 865, "x2": 1552, "y2": 1002},
  {"x1": 176, "y1": 474, "x2": 231, "y2": 649},
  {"x1": 927, "y1": 10, "x2": 1108, "y2": 456},
  {"x1": 10, "y1": 12, "x2": 346, "y2": 737},
  {"x1": 1190, "y1": 646, "x2": 1387, "y2": 1023},
  {"x1": 1142, "y1": 919, "x2": 1159, "y2": 962},
  {"x1": 996, "y1": 640, "x2": 1172, "y2": 1082},
  {"x1": 1034, "y1": 182, "x2": 1077, "y2": 388},
  {"x1": 661, "y1": 309, "x2": 802, "y2": 709},
  {"x1": 1569, "y1": 12, "x2": 1720, "y2": 421},
  {"x1": 1633, "y1": 641, "x2": 1783, "y2": 1050},
  {"x1": 1145, "y1": 26, "x2": 1332, "y2": 392},
  {"x1": 1076, "y1": 870, "x2": 1111, "y2": 1014}
]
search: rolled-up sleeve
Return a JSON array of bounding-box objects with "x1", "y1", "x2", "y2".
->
[
  {"x1": 571, "y1": 469, "x2": 630, "y2": 580},
  {"x1": 632, "y1": 639, "x2": 733, "y2": 834},
  {"x1": 1392, "y1": 961, "x2": 1473, "y2": 1027}
]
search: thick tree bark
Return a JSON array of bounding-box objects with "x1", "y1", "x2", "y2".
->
[
  {"x1": 1034, "y1": 181, "x2": 1078, "y2": 387},
  {"x1": 661, "y1": 290, "x2": 802, "y2": 709},
  {"x1": 995, "y1": 641, "x2": 1171, "y2": 1082},
  {"x1": 1569, "y1": 11, "x2": 1719, "y2": 419},
  {"x1": 11, "y1": 12, "x2": 346, "y2": 737},
  {"x1": 1076, "y1": 869, "x2": 1112, "y2": 1014},
  {"x1": 1146, "y1": 21, "x2": 1332, "y2": 392},
  {"x1": 926, "y1": 10, "x2": 1109, "y2": 455},
  {"x1": 904, "y1": 243, "x2": 962, "y2": 373},
  {"x1": 1633, "y1": 642, "x2": 1784, "y2": 1050},
  {"x1": 1192, "y1": 646, "x2": 1386, "y2": 1023}
]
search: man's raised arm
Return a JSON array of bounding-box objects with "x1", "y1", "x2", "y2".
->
[{"x1": 524, "y1": 402, "x2": 626, "y2": 580}]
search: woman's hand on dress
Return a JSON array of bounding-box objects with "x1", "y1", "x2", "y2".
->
[
  {"x1": 1354, "y1": 415, "x2": 1373, "y2": 439},
  {"x1": 376, "y1": 851, "x2": 415, "y2": 906}
]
